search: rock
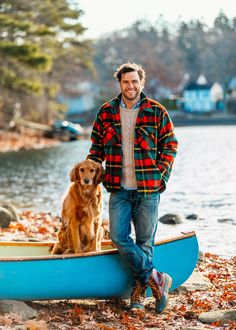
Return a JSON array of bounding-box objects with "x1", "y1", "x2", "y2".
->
[
  {"x1": 186, "y1": 213, "x2": 200, "y2": 220},
  {"x1": 186, "y1": 214, "x2": 205, "y2": 221},
  {"x1": 0, "y1": 201, "x2": 19, "y2": 222},
  {"x1": 176, "y1": 270, "x2": 213, "y2": 293},
  {"x1": 25, "y1": 320, "x2": 49, "y2": 330},
  {"x1": 199, "y1": 309, "x2": 236, "y2": 323},
  {"x1": 0, "y1": 207, "x2": 13, "y2": 228},
  {"x1": 197, "y1": 251, "x2": 206, "y2": 264},
  {"x1": 0, "y1": 327, "x2": 27, "y2": 330},
  {"x1": 159, "y1": 213, "x2": 183, "y2": 224},
  {"x1": 0, "y1": 202, "x2": 19, "y2": 228},
  {"x1": 218, "y1": 218, "x2": 235, "y2": 224},
  {"x1": 0, "y1": 300, "x2": 37, "y2": 320}
]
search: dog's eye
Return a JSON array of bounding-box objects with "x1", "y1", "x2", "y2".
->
[
  {"x1": 80, "y1": 168, "x2": 85, "y2": 172},
  {"x1": 90, "y1": 169, "x2": 95, "y2": 173}
]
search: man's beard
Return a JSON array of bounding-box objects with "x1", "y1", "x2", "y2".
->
[{"x1": 123, "y1": 90, "x2": 139, "y2": 101}]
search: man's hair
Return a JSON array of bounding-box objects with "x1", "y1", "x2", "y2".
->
[{"x1": 114, "y1": 62, "x2": 145, "y2": 83}]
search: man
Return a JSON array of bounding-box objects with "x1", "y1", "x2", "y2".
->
[{"x1": 87, "y1": 62, "x2": 178, "y2": 313}]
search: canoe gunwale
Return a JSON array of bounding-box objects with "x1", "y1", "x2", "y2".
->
[{"x1": 0, "y1": 231, "x2": 197, "y2": 262}]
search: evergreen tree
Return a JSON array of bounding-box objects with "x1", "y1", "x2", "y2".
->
[{"x1": 0, "y1": 0, "x2": 92, "y2": 124}]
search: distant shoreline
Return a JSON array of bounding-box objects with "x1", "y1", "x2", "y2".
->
[
  {"x1": 169, "y1": 112, "x2": 236, "y2": 127},
  {"x1": 173, "y1": 117, "x2": 236, "y2": 127},
  {"x1": 1, "y1": 115, "x2": 236, "y2": 153},
  {"x1": 0, "y1": 130, "x2": 60, "y2": 153}
]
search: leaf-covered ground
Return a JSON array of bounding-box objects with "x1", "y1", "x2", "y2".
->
[
  {"x1": 0, "y1": 211, "x2": 235, "y2": 330},
  {"x1": 0, "y1": 211, "x2": 60, "y2": 242}
]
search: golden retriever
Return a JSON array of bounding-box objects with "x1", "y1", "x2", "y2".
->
[{"x1": 51, "y1": 159, "x2": 105, "y2": 254}]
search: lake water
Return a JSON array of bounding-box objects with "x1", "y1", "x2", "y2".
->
[{"x1": 0, "y1": 126, "x2": 235, "y2": 257}]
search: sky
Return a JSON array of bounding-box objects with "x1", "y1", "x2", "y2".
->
[{"x1": 78, "y1": 0, "x2": 236, "y2": 39}]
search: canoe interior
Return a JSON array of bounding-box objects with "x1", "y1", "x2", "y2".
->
[{"x1": 0, "y1": 231, "x2": 197, "y2": 260}]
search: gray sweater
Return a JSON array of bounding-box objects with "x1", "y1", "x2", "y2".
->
[{"x1": 120, "y1": 106, "x2": 139, "y2": 189}]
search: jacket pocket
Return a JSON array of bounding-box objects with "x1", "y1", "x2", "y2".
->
[
  {"x1": 137, "y1": 126, "x2": 156, "y2": 150},
  {"x1": 103, "y1": 123, "x2": 120, "y2": 146}
]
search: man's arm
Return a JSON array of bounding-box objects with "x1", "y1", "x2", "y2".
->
[
  {"x1": 87, "y1": 112, "x2": 105, "y2": 164},
  {"x1": 156, "y1": 110, "x2": 178, "y2": 188}
]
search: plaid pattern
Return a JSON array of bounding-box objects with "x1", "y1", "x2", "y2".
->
[{"x1": 88, "y1": 92, "x2": 178, "y2": 196}]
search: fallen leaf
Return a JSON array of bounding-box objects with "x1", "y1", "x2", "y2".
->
[
  {"x1": 97, "y1": 323, "x2": 116, "y2": 330},
  {"x1": 38, "y1": 227, "x2": 49, "y2": 234},
  {"x1": 68, "y1": 305, "x2": 84, "y2": 324}
]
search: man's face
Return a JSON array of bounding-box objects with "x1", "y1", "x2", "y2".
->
[{"x1": 119, "y1": 71, "x2": 144, "y2": 104}]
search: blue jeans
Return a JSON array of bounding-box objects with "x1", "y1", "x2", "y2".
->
[{"x1": 109, "y1": 188, "x2": 160, "y2": 285}]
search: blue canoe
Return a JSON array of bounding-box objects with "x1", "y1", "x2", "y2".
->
[{"x1": 0, "y1": 232, "x2": 199, "y2": 301}]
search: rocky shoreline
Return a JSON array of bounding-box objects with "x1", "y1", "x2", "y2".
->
[
  {"x1": 0, "y1": 208, "x2": 235, "y2": 330},
  {"x1": 0, "y1": 130, "x2": 60, "y2": 153}
]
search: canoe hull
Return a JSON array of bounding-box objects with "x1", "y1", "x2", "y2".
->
[{"x1": 0, "y1": 232, "x2": 199, "y2": 300}]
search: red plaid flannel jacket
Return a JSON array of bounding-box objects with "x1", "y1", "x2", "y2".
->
[{"x1": 88, "y1": 92, "x2": 178, "y2": 196}]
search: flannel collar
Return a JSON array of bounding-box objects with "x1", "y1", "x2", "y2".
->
[
  {"x1": 113, "y1": 92, "x2": 154, "y2": 113},
  {"x1": 106, "y1": 92, "x2": 154, "y2": 126},
  {"x1": 120, "y1": 97, "x2": 141, "y2": 109}
]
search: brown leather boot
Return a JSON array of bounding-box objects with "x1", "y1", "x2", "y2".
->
[
  {"x1": 130, "y1": 280, "x2": 147, "y2": 310},
  {"x1": 148, "y1": 269, "x2": 172, "y2": 313}
]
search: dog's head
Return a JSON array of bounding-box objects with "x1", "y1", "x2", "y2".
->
[{"x1": 70, "y1": 159, "x2": 105, "y2": 186}]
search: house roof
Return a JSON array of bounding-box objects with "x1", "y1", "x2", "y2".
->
[{"x1": 184, "y1": 81, "x2": 213, "y2": 91}]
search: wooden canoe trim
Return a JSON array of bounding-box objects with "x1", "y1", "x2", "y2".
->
[
  {"x1": 0, "y1": 231, "x2": 196, "y2": 248},
  {"x1": 0, "y1": 231, "x2": 197, "y2": 262},
  {"x1": 0, "y1": 241, "x2": 55, "y2": 247},
  {"x1": 155, "y1": 231, "x2": 196, "y2": 246}
]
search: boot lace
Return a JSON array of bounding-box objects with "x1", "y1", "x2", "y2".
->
[
  {"x1": 130, "y1": 281, "x2": 146, "y2": 303},
  {"x1": 148, "y1": 276, "x2": 161, "y2": 300}
]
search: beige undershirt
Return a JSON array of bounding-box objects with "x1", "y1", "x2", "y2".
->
[{"x1": 120, "y1": 106, "x2": 139, "y2": 189}]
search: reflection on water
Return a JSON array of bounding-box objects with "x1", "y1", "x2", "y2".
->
[
  {"x1": 0, "y1": 140, "x2": 91, "y2": 211},
  {"x1": 0, "y1": 126, "x2": 236, "y2": 257}
]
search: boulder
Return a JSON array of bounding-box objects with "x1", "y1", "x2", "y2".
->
[
  {"x1": 159, "y1": 213, "x2": 183, "y2": 224},
  {"x1": 176, "y1": 270, "x2": 213, "y2": 293},
  {"x1": 0, "y1": 201, "x2": 19, "y2": 222},
  {"x1": 199, "y1": 309, "x2": 236, "y2": 323},
  {"x1": 0, "y1": 207, "x2": 12, "y2": 228},
  {"x1": 0, "y1": 300, "x2": 37, "y2": 320}
]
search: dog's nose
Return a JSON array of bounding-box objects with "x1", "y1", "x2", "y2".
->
[{"x1": 84, "y1": 178, "x2": 90, "y2": 184}]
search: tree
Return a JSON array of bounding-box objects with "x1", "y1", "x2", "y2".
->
[
  {"x1": 0, "y1": 0, "x2": 92, "y2": 124},
  {"x1": 94, "y1": 18, "x2": 184, "y2": 101},
  {"x1": 211, "y1": 11, "x2": 236, "y2": 84},
  {"x1": 93, "y1": 12, "x2": 236, "y2": 107}
]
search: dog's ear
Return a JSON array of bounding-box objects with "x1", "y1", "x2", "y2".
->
[
  {"x1": 95, "y1": 164, "x2": 105, "y2": 184},
  {"x1": 70, "y1": 163, "x2": 79, "y2": 182}
]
